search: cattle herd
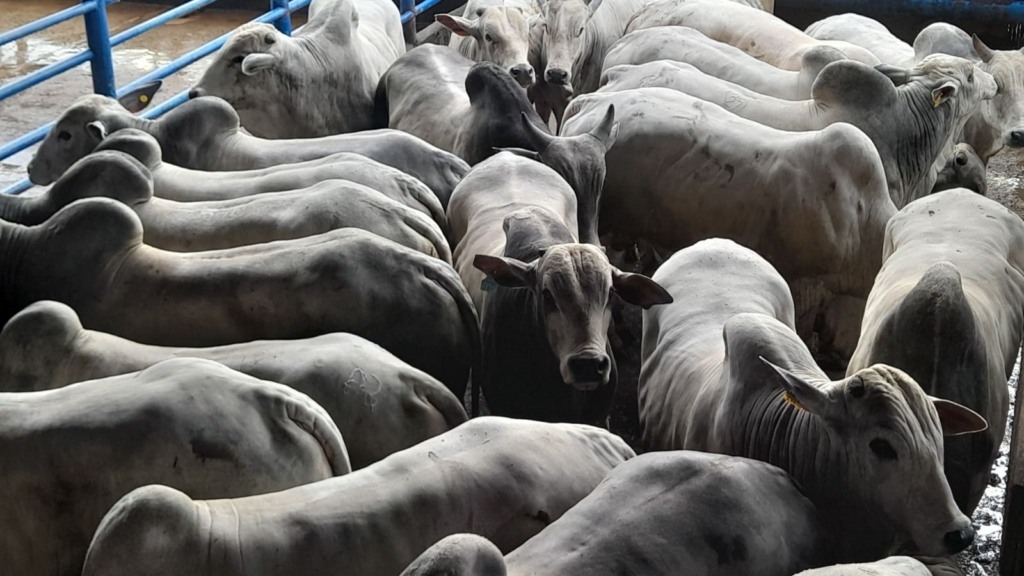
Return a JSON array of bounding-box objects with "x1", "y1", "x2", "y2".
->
[{"x1": 4, "y1": 0, "x2": 1024, "y2": 573}]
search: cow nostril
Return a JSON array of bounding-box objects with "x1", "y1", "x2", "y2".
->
[
  {"x1": 1010, "y1": 131, "x2": 1024, "y2": 146},
  {"x1": 546, "y1": 68, "x2": 569, "y2": 84},
  {"x1": 944, "y1": 526, "x2": 975, "y2": 553},
  {"x1": 188, "y1": 88, "x2": 200, "y2": 100}
]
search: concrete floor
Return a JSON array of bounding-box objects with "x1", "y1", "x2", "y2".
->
[{"x1": 0, "y1": 0, "x2": 291, "y2": 190}]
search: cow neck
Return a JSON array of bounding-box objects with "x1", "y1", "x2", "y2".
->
[
  {"x1": 736, "y1": 384, "x2": 893, "y2": 561},
  {"x1": 891, "y1": 83, "x2": 957, "y2": 206}
]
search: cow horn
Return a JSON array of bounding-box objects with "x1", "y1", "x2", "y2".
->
[
  {"x1": 494, "y1": 146, "x2": 541, "y2": 161},
  {"x1": 972, "y1": 34, "x2": 995, "y2": 63},
  {"x1": 520, "y1": 112, "x2": 555, "y2": 152},
  {"x1": 588, "y1": 104, "x2": 618, "y2": 150},
  {"x1": 875, "y1": 64, "x2": 910, "y2": 87}
]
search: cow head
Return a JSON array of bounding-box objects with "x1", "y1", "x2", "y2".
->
[
  {"x1": 539, "y1": 0, "x2": 598, "y2": 91},
  {"x1": 761, "y1": 359, "x2": 986, "y2": 559},
  {"x1": 438, "y1": 7, "x2": 536, "y2": 88},
  {"x1": 476, "y1": 231, "x2": 671, "y2": 390},
  {"x1": 969, "y1": 34, "x2": 1024, "y2": 153},
  {"x1": 27, "y1": 81, "x2": 160, "y2": 186},
  {"x1": 876, "y1": 55, "x2": 995, "y2": 125},
  {"x1": 498, "y1": 105, "x2": 618, "y2": 245},
  {"x1": 189, "y1": 23, "x2": 285, "y2": 114}
]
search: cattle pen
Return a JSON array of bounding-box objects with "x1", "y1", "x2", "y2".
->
[{"x1": 4, "y1": 1, "x2": 1024, "y2": 575}]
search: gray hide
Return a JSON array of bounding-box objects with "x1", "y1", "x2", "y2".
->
[
  {"x1": 81, "y1": 417, "x2": 634, "y2": 576},
  {"x1": 601, "y1": 26, "x2": 845, "y2": 101},
  {"x1": 562, "y1": 87, "x2": 895, "y2": 362},
  {"x1": 639, "y1": 239, "x2": 986, "y2": 561},
  {"x1": 932, "y1": 143, "x2": 987, "y2": 195},
  {"x1": 805, "y1": 13, "x2": 914, "y2": 66},
  {"x1": 848, "y1": 189, "x2": 1024, "y2": 514},
  {"x1": 914, "y1": 24, "x2": 1024, "y2": 161},
  {"x1": 596, "y1": 55, "x2": 996, "y2": 207},
  {"x1": 94, "y1": 129, "x2": 448, "y2": 227},
  {"x1": 449, "y1": 153, "x2": 669, "y2": 424},
  {"x1": 374, "y1": 47, "x2": 549, "y2": 165},
  {"x1": 0, "y1": 300, "x2": 468, "y2": 469},
  {"x1": 27, "y1": 95, "x2": 468, "y2": 208},
  {"x1": 0, "y1": 357, "x2": 349, "y2": 576},
  {"x1": 190, "y1": 0, "x2": 404, "y2": 137},
  {"x1": 0, "y1": 197, "x2": 479, "y2": 397},
  {"x1": 5, "y1": 151, "x2": 452, "y2": 259},
  {"x1": 624, "y1": 0, "x2": 880, "y2": 71},
  {"x1": 401, "y1": 452, "x2": 824, "y2": 576}
]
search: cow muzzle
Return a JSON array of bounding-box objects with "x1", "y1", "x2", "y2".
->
[
  {"x1": 510, "y1": 64, "x2": 535, "y2": 88},
  {"x1": 944, "y1": 525, "x2": 975, "y2": 554},
  {"x1": 545, "y1": 67, "x2": 569, "y2": 85},
  {"x1": 565, "y1": 353, "x2": 611, "y2": 391},
  {"x1": 1009, "y1": 130, "x2": 1024, "y2": 147}
]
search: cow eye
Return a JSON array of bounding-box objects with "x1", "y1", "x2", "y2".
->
[
  {"x1": 57, "y1": 131, "x2": 71, "y2": 142},
  {"x1": 577, "y1": 26, "x2": 585, "y2": 36},
  {"x1": 230, "y1": 55, "x2": 245, "y2": 65},
  {"x1": 484, "y1": 33, "x2": 494, "y2": 43},
  {"x1": 968, "y1": 72, "x2": 974, "y2": 83},
  {"x1": 869, "y1": 438, "x2": 898, "y2": 461}
]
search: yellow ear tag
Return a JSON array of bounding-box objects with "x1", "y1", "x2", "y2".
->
[
  {"x1": 783, "y1": 391, "x2": 806, "y2": 411},
  {"x1": 932, "y1": 93, "x2": 942, "y2": 108},
  {"x1": 140, "y1": 94, "x2": 150, "y2": 104}
]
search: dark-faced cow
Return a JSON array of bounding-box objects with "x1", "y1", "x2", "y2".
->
[
  {"x1": 81, "y1": 417, "x2": 634, "y2": 576},
  {"x1": 932, "y1": 143, "x2": 987, "y2": 195},
  {"x1": 94, "y1": 129, "x2": 448, "y2": 224},
  {"x1": 597, "y1": 55, "x2": 995, "y2": 207},
  {"x1": 0, "y1": 197, "x2": 478, "y2": 396},
  {"x1": 601, "y1": 26, "x2": 845, "y2": 101},
  {"x1": 1, "y1": 357, "x2": 348, "y2": 576},
  {"x1": 624, "y1": 0, "x2": 879, "y2": 71},
  {"x1": 0, "y1": 300, "x2": 468, "y2": 469},
  {"x1": 375, "y1": 47, "x2": 549, "y2": 164},
  {"x1": 6, "y1": 150, "x2": 452, "y2": 259},
  {"x1": 27, "y1": 95, "x2": 468, "y2": 207},
  {"x1": 401, "y1": 452, "x2": 824, "y2": 576},
  {"x1": 640, "y1": 238, "x2": 986, "y2": 561},
  {"x1": 805, "y1": 14, "x2": 914, "y2": 66},
  {"x1": 189, "y1": 0, "x2": 403, "y2": 137},
  {"x1": 562, "y1": 87, "x2": 895, "y2": 361},
  {"x1": 449, "y1": 151, "x2": 670, "y2": 424},
  {"x1": 848, "y1": 189, "x2": 1024, "y2": 514}
]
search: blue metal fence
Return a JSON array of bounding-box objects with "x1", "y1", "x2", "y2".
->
[{"x1": 1, "y1": 0, "x2": 434, "y2": 195}]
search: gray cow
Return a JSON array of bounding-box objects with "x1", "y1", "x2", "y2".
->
[
  {"x1": 27, "y1": 95, "x2": 468, "y2": 207},
  {"x1": 82, "y1": 417, "x2": 634, "y2": 576},
  {"x1": 449, "y1": 152, "x2": 670, "y2": 424},
  {"x1": 190, "y1": 0, "x2": 404, "y2": 137},
  {"x1": 0, "y1": 300, "x2": 468, "y2": 469},
  {"x1": 94, "y1": 129, "x2": 448, "y2": 226},
  {"x1": 6, "y1": 150, "x2": 452, "y2": 259},
  {"x1": 1, "y1": 357, "x2": 349, "y2": 576},
  {"x1": 601, "y1": 26, "x2": 845, "y2": 101},
  {"x1": 597, "y1": 55, "x2": 995, "y2": 207},
  {"x1": 640, "y1": 239, "x2": 986, "y2": 561},
  {"x1": 375, "y1": 48, "x2": 549, "y2": 165},
  {"x1": 562, "y1": 87, "x2": 896, "y2": 362},
  {"x1": 401, "y1": 452, "x2": 824, "y2": 576},
  {"x1": 849, "y1": 189, "x2": 1024, "y2": 514},
  {"x1": 0, "y1": 197, "x2": 478, "y2": 396}
]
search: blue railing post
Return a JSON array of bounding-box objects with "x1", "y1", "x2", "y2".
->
[
  {"x1": 271, "y1": 0, "x2": 292, "y2": 34},
  {"x1": 82, "y1": 0, "x2": 116, "y2": 97}
]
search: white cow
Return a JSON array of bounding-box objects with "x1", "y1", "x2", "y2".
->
[
  {"x1": 437, "y1": 0, "x2": 540, "y2": 87},
  {"x1": 191, "y1": 0, "x2": 404, "y2": 137},
  {"x1": 0, "y1": 300, "x2": 468, "y2": 470},
  {"x1": 805, "y1": 13, "x2": 914, "y2": 66},
  {"x1": 0, "y1": 357, "x2": 349, "y2": 576},
  {"x1": 640, "y1": 239, "x2": 985, "y2": 560},
  {"x1": 562, "y1": 87, "x2": 895, "y2": 360},
  {"x1": 601, "y1": 26, "x2": 844, "y2": 101},
  {"x1": 82, "y1": 417, "x2": 634, "y2": 576},
  {"x1": 624, "y1": 0, "x2": 880, "y2": 71}
]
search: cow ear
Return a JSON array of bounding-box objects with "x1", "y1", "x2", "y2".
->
[
  {"x1": 494, "y1": 147, "x2": 541, "y2": 160},
  {"x1": 973, "y1": 34, "x2": 995, "y2": 63},
  {"x1": 242, "y1": 53, "x2": 277, "y2": 76},
  {"x1": 473, "y1": 255, "x2": 534, "y2": 288},
  {"x1": 932, "y1": 81, "x2": 957, "y2": 108},
  {"x1": 931, "y1": 396, "x2": 988, "y2": 436},
  {"x1": 117, "y1": 81, "x2": 161, "y2": 113},
  {"x1": 86, "y1": 120, "x2": 107, "y2": 141},
  {"x1": 436, "y1": 14, "x2": 479, "y2": 38},
  {"x1": 875, "y1": 64, "x2": 910, "y2": 86},
  {"x1": 611, "y1": 269, "x2": 672, "y2": 309},
  {"x1": 589, "y1": 104, "x2": 618, "y2": 150},
  {"x1": 760, "y1": 357, "x2": 829, "y2": 415}
]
